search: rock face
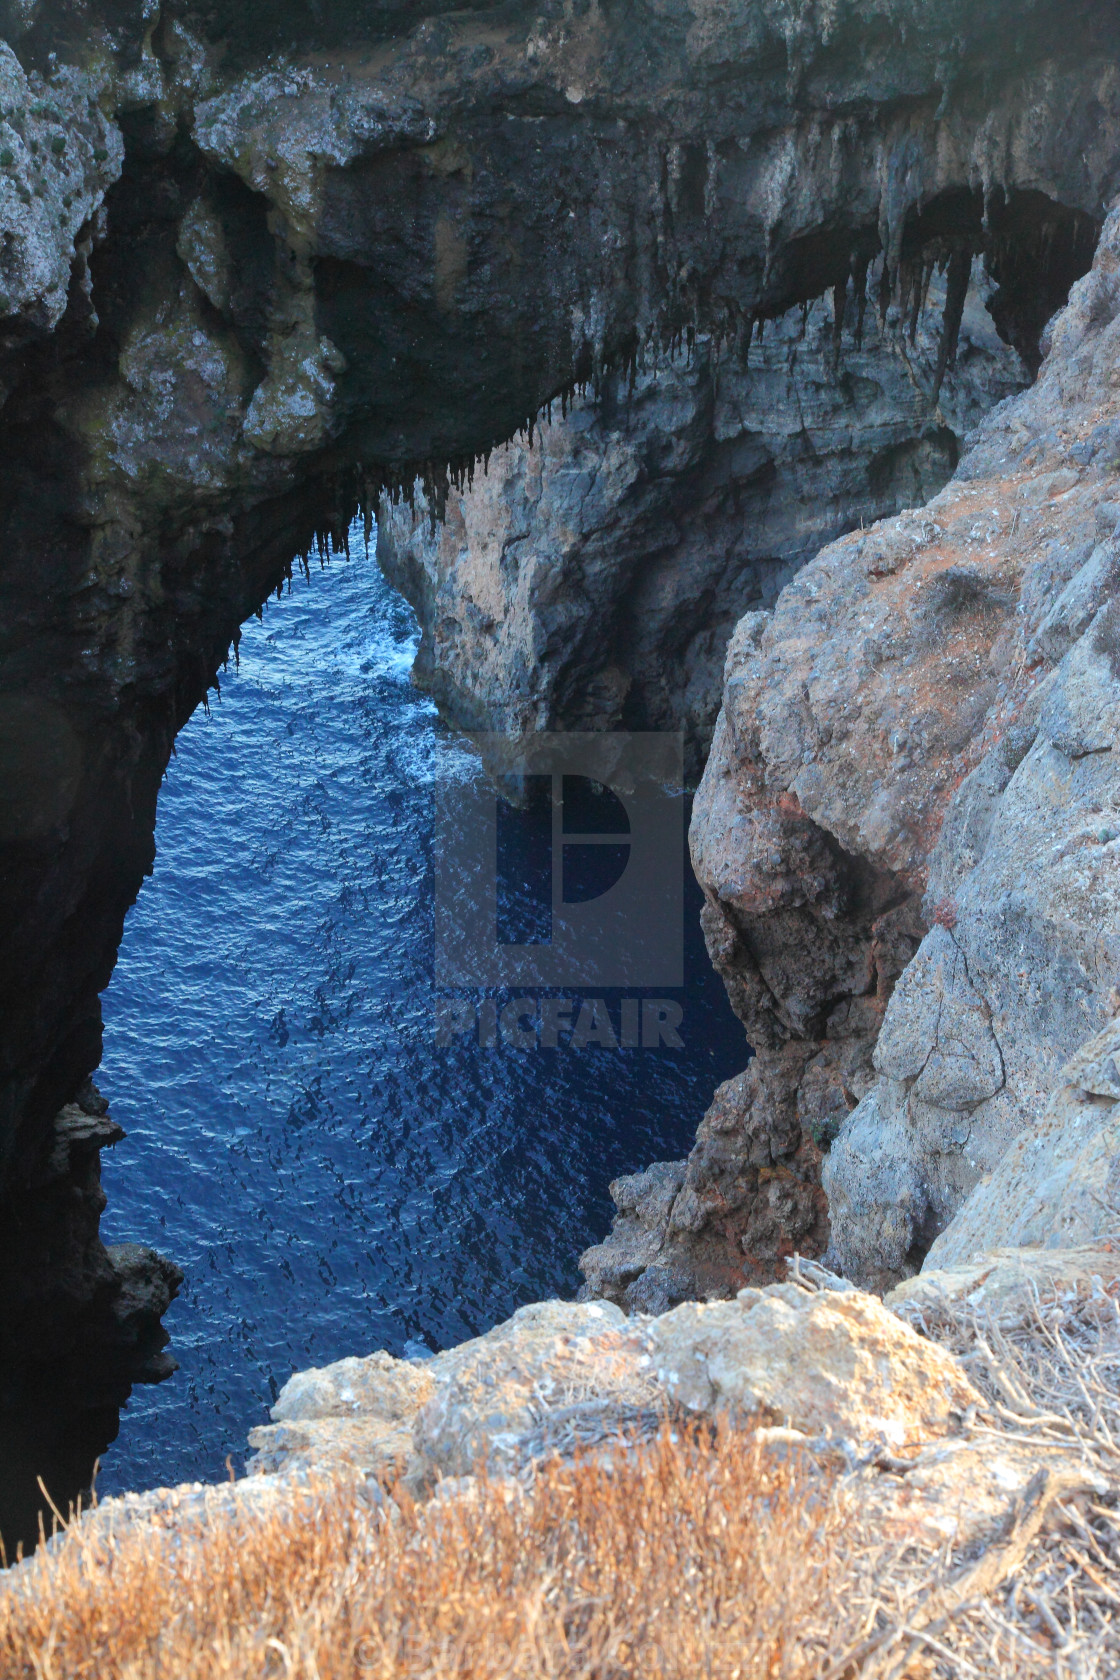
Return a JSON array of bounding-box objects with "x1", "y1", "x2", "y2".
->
[
  {"x1": 0, "y1": 1081, "x2": 182, "y2": 1556},
  {"x1": 822, "y1": 240, "x2": 1120, "y2": 1287},
  {"x1": 0, "y1": 0, "x2": 1118, "y2": 1504},
  {"x1": 2, "y1": 0, "x2": 1117, "y2": 1209},
  {"x1": 579, "y1": 1057, "x2": 831, "y2": 1311},
  {"x1": 921, "y1": 1020, "x2": 1120, "y2": 1267},
  {"x1": 379, "y1": 275, "x2": 1026, "y2": 779},
  {"x1": 632, "y1": 199, "x2": 1120, "y2": 1302},
  {"x1": 641, "y1": 1278, "x2": 978, "y2": 1452},
  {"x1": 0, "y1": 1085, "x2": 182, "y2": 1410}
]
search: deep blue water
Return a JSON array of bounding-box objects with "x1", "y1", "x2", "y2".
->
[{"x1": 95, "y1": 533, "x2": 747, "y2": 1496}]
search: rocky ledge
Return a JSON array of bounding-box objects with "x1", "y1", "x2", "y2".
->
[
  {"x1": 39, "y1": 1221, "x2": 1117, "y2": 1672},
  {"x1": 30, "y1": 1018, "x2": 1115, "y2": 1665},
  {"x1": 222, "y1": 1023, "x2": 1120, "y2": 1521}
]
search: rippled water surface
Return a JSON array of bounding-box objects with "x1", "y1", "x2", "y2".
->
[{"x1": 97, "y1": 537, "x2": 746, "y2": 1496}]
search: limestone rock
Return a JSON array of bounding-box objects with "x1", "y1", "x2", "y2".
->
[
  {"x1": 921, "y1": 1021, "x2": 1120, "y2": 1268},
  {"x1": 687, "y1": 201, "x2": 1120, "y2": 1293},
  {"x1": 577, "y1": 1161, "x2": 688, "y2": 1308},
  {"x1": 270, "y1": 1349, "x2": 436, "y2": 1427},
  {"x1": 249, "y1": 1300, "x2": 649, "y2": 1487},
  {"x1": 858, "y1": 1436, "x2": 1107, "y2": 1549},
  {"x1": 0, "y1": 43, "x2": 122, "y2": 336},
  {"x1": 410, "y1": 1300, "x2": 655, "y2": 1482},
  {"x1": 379, "y1": 278, "x2": 1025, "y2": 779},
  {"x1": 642, "y1": 1284, "x2": 979, "y2": 1451},
  {"x1": 247, "y1": 1348, "x2": 438, "y2": 1481},
  {"x1": 872, "y1": 925, "x2": 1004, "y2": 1112},
  {"x1": 248, "y1": 1283, "x2": 979, "y2": 1486},
  {"x1": 246, "y1": 1417, "x2": 418, "y2": 1483},
  {"x1": 818, "y1": 1090, "x2": 934, "y2": 1290},
  {"x1": 888, "y1": 1243, "x2": 1120, "y2": 1330},
  {"x1": 579, "y1": 1054, "x2": 830, "y2": 1311},
  {"x1": 1064, "y1": 1016, "x2": 1120, "y2": 1098}
]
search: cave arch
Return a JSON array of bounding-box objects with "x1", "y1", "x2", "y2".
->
[{"x1": 1, "y1": 0, "x2": 1120, "y2": 1550}]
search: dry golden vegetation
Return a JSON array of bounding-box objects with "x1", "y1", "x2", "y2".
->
[
  {"x1": 0, "y1": 1425, "x2": 858, "y2": 1680},
  {"x1": 0, "y1": 1284, "x2": 1117, "y2": 1680}
]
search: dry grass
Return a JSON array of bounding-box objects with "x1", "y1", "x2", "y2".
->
[
  {"x1": 864, "y1": 1275, "x2": 1120, "y2": 1679},
  {"x1": 2, "y1": 1281, "x2": 1118, "y2": 1679},
  {"x1": 0, "y1": 1423, "x2": 861, "y2": 1680}
]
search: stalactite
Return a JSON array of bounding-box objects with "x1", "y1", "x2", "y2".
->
[
  {"x1": 852, "y1": 252, "x2": 871, "y2": 349},
  {"x1": 931, "y1": 242, "x2": 972, "y2": 401},
  {"x1": 831, "y1": 280, "x2": 846, "y2": 351},
  {"x1": 906, "y1": 262, "x2": 924, "y2": 343},
  {"x1": 877, "y1": 255, "x2": 894, "y2": 326}
]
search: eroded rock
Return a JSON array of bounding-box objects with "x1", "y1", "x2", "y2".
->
[
  {"x1": 379, "y1": 277, "x2": 1025, "y2": 778},
  {"x1": 643, "y1": 1283, "x2": 978, "y2": 1452},
  {"x1": 3, "y1": 0, "x2": 1115, "y2": 1247},
  {"x1": 249, "y1": 1280, "x2": 979, "y2": 1488},
  {"x1": 0, "y1": 0, "x2": 1118, "y2": 1507},
  {"x1": 0, "y1": 43, "x2": 122, "y2": 336},
  {"x1": 249, "y1": 1299, "x2": 652, "y2": 1489},
  {"x1": 579, "y1": 1054, "x2": 830, "y2": 1307},
  {"x1": 921, "y1": 1021, "x2": 1120, "y2": 1268},
  {"x1": 672, "y1": 200, "x2": 1120, "y2": 1296},
  {"x1": 889, "y1": 1243, "x2": 1120, "y2": 1330}
]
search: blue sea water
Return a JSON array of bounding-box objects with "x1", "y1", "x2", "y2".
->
[{"x1": 95, "y1": 533, "x2": 747, "y2": 1497}]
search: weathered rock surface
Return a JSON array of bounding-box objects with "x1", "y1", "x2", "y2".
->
[
  {"x1": 821, "y1": 234, "x2": 1120, "y2": 1284},
  {"x1": 920, "y1": 1020, "x2": 1120, "y2": 1268},
  {"x1": 888, "y1": 1242, "x2": 1120, "y2": 1331},
  {"x1": 3, "y1": 0, "x2": 1117, "y2": 1211},
  {"x1": 248, "y1": 1280, "x2": 979, "y2": 1491},
  {"x1": 0, "y1": 1084, "x2": 181, "y2": 1412},
  {"x1": 0, "y1": 1082, "x2": 182, "y2": 1556},
  {"x1": 246, "y1": 1351, "x2": 437, "y2": 1485},
  {"x1": 643, "y1": 1280, "x2": 978, "y2": 1452},
  {"x1": 0, "y1": 0, "x2": 1118, "y2": 1530},
  {"x1": 14, "y1": 1260, "x2": 1114, "y2": 1665},
  {"x1": 0, "y1": 42, "x2": 122, "y2": 339},
  {"x1": 579, "y1": 1056, "x2": 830, "y2": 1310},
  {"x1": 594, "y1": 197, "x2": 1120, "y2": 1305},
  {"x1": 250, "y1": 1300, "x2": 651, "y2": 1489},
  {"x1": 379, "y1": 275, "x2": 1025, "y2": 778},
  {"x1": 237, "y1": 1257, "x2": 1120, "y2": 1581}
]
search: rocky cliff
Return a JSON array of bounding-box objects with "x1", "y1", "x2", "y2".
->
[
  {"x1": 1, "y1": 0, "x2": 1119, "y2": 1540},
  {"x1": 3, "y1": 0, "x2": 1116, "y2": 1206},
  {"x1": 378, "y1": 270, "x2": 1026, "y2": 781},
  {"x1": 584, "y1": 196, "x2": 1120, "y2": 1307}
]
